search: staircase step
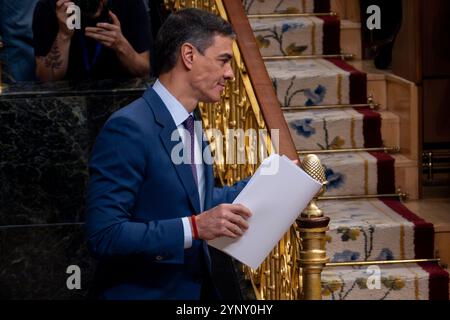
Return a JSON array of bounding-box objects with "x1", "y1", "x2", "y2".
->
[
  {"x1": 381, "y1": 111, "x2": 400, "y2": 151},
  {"x1": 244, "y1": 0, "x2": 330, "y2": 15},
  {"x1": 304, "y1": 151, "x2": 396, "y2": 197},
  {"x1": 347, "y1": 60, "x2": 395, "y2": 111},
  {"x1": 250, "y1": 17, "x2": 362, "y2": 59},
  {"x1": 321, "y1": 262, "x2": 449, "y2": 300},
  {"x1": 393, "y1": 154, "x2": 420, "y2": 200},
  {"x1": 340, "y1": 19, "x2": 362, "y2": 60},
  {"x1": 266, "y1": 58, "x2": 366, "y2": 108},
  {"x1": 321, "y1": 198, "x2": 434, "y2": 262},
  {"x1": 404, "y1": 198, "x2": 450, "y2": 267},
  {"x1": 285, "y1": 109, "x2": 398, "y2": 151},
  {"x1": 331, "y1": 0, "x2": 361, "y2": 22},
  {"x1": 250, "y1": 15, "x2": 340, "y2": 57}
]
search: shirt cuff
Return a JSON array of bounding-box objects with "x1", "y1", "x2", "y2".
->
[{"x1": 181, "y1": 217, "x2": 193, "y2": 249}]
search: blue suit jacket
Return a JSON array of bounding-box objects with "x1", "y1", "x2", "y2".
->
[{"x1": 85, "y1": 87, "x2": 248, "y2": 299}]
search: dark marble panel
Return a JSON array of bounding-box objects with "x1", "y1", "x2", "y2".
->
[
  {"x1": 0, "y1": 78, "x2": 152, "y2": 99},
  {"x1": 0, "y1": 97, "x2": 89, "y2": 225},
  {"x1": 0, "y1": 223, "x2": 96, "y2": 300},
  {"x1": 1, "y1": 88, "x2": 145, "y2": 226}
]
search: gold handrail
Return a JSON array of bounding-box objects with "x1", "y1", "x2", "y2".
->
[
  {"x1": 248, "y1": 12, "x2": 337, "y2": 19},
  {"x1": 283, "y1": 95, "x2": 379, "y2": 111},
  {"x1": 318, "y1": 190, "x2": 409, "y2": 201},
  {"x1": 298, "y1": 146, "x2": 401, "y2": 155},
  {"x1": 327, "y1": 258, "x2": 440, "y2": 268},
  {"x1": 263, "y1": 53, "x2": 355, "y2": 61}
]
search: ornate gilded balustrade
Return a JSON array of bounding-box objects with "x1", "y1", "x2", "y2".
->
[{"x1": 164, "y1": 0, "x2": 329, "y2": 301}]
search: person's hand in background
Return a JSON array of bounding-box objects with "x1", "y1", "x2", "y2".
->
[
  {"x1": 85, "y1": 11, "x2": 127, "y2": 51},
  {"x1": 56, "y1": 0, "x2": 75, "y2": 39},
  {"x1": 85, "y1": 10, "x2": 150, "y2": 77}
]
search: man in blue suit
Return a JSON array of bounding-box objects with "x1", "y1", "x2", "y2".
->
[{"x1": 85, "y1": 8, "x2": 252, "y2": 300}]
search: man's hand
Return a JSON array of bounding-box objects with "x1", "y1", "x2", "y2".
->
[
  {"x1": 85, "y1": 11, "x2": 127, "y2": 52},
  {"x1": 56, "y1": 0, "x2": 75, "y2": 38},
  {"x1": 195, "y1": 204, "x2": 252, "y2": 240}
]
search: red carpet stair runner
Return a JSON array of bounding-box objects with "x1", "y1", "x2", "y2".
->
[{"x1": 243, "y1": 0, "x2": 449, "y2": 299}]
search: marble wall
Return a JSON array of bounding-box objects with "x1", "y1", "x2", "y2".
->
[{"x1": 0, "y1": 79, "x2": 149, "y2": 299}]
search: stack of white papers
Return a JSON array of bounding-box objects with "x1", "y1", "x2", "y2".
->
[{"x1": 208, "y1": 154, "x2": 322, "y2": 269}]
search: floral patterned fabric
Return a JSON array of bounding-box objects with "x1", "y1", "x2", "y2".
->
[
  {"x1": 285, "y1": 108, "x2": 367, "y2": 150},
  {"x1": 303, "y1": 152, "x2": 386, "y2": 196},
  {"x1": 251, "y1": 16, "x2": 325, "y2": 56},
  {"x1": 321, "y1": 263, "x2": 431, "y2": 300},
  {"x1": 319, "y1": 199, "x2": 447, "y2": 300},
  {"x1": 244, "y1": 0, "x2": 317, "y2": 15},
  {"x1": 321, "y1": 199, "x2": 416, "y2": 261},
  {"x1": 266, "y1": 59, "x2": 351, "y2": 107}
]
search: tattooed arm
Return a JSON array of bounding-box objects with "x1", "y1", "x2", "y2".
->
[
  {"x1": 36, "y1": 32, "x2": 72, "y2": 81},
  {"x1": 35, "y1": 0, "x2": 74, "y2": 81}
]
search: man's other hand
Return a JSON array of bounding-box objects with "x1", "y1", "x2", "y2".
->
[{"x1": 195, "y1": 204, "x2": 252, "y2": 240}]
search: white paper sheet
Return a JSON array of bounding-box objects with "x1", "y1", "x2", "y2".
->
[{"x1": 208, "y1": 154, "x2": 322, "y2": 269}]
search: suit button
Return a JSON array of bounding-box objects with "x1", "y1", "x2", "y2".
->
[{"x1": 155, "y1": 255, "x2": 163, "y2": 261}]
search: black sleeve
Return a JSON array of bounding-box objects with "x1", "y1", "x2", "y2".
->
[
  {"x1": 32, "y1": 0, "x2": 59, "y2": 57},
  {"x1": 112, "y1": 0, "x2": 151, "y2": 54}
]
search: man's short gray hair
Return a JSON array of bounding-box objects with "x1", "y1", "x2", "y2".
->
[{"x1": 154, "y1": 8, "x2": 235, "y2": 76}]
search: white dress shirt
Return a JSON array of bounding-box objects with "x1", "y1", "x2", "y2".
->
[{"x1": 153, "y1": 80, "x2": 205, "y2": 249}]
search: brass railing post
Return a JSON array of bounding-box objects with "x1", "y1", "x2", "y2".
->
[
  {"x1": 297, "y1": 155, "x2": 330, "y2": 300},
  {"x1": 297, "y1": 216, "x2": 330, "y2": 300}
]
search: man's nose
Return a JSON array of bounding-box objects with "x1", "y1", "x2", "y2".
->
[{"x1": 224, "y1": 63, "x2": 234, "y2": 80}]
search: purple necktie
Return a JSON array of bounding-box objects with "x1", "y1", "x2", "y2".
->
[{"x1": 182, "y1": 115, "x2": 198, "y2": 186}]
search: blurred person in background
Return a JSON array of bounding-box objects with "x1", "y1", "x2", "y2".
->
[{"x1": 32, "y1": 0, "x2": 151, "y2": 81}]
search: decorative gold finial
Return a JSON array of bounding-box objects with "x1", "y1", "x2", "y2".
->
[
  {"x1": 300, "y1": 154, "x2": 327, "y2": 218},
  {"x1": 301, "y1": 154, "x2": 326, "y2": 183}
]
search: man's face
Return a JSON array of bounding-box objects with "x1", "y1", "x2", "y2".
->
[{"x1": 190, "y1": 35, "x2": 235, "y2": 103}]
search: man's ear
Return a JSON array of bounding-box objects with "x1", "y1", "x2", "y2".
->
[{"x1": 180, "y1": 43, "x2": 195, "y2": 70}]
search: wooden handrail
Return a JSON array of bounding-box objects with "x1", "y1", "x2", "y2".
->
[{"x1": 222, "y1": 0, "x2": 299, "y2": 161}]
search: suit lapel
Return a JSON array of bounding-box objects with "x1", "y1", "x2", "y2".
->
[{"x1": 143, "y1": 88, "x2": 201, "y2": 214}]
